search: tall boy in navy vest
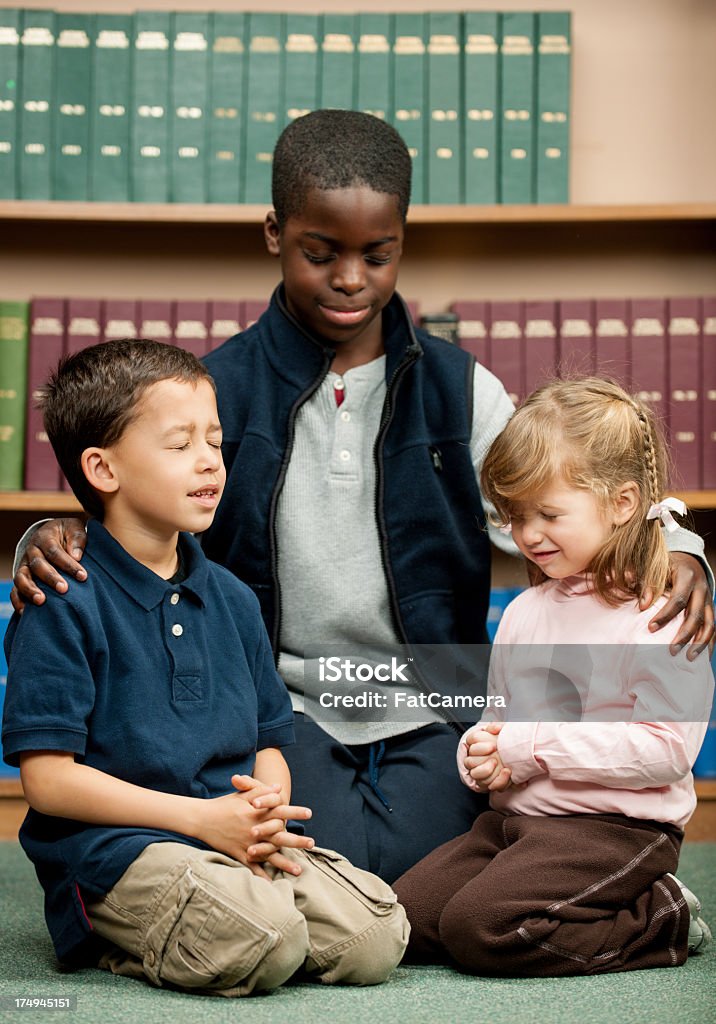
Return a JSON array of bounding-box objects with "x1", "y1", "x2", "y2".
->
[
  {"x1": 12, "y1": 111, "x2": 715, "y2": 883},
  {"x1": 2, "y1": 340, "x2": 408, "y2": 994}
]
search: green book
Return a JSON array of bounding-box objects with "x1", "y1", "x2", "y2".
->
[
  {"x1": 18, "y1": 9, "x2": 55, "y2": 199},
  {"x1": 536, "y1": 12, "x2": 571, "y2": 204},
  {"x1": 90, "y1": 14, "x2": 132, "y2": 202},
  {"x1": 500, "y1": 12, "x2": 536, "y2": 204},
  {"x1": 427, "y1": 12, "x2": 462, "y2": 204},
  {"x1": 319, "y1": 14, "x2": 356, "y2": 111},
  {"x1": 392, "y1": 13, "x2": 427, "y2": 205},
  {"x1": 170, "y1": 12, "x2": 209, "y2": 203},
  {"x1": 0, "y1": 301, "x2": 29, "y2": 490},
  {"x1": 54, "y1": 13, "x2": 94, "y2": 200},
  {"x1": 244, "y1": 12, "x2": 283, "y2": 204},
  {"x1": 284, "y1": 14, "x2": 319, "y2": 126},
  {"x1": 356, "y1": 14, "x2": 392, "y2": 122},
  {"x1": 207, "y1": 12, "x2": 245, "y2": 203},
  {"x1": 131, "y1": 11, "x2": 171, "y2": 202},
  {"x1": 463, "y1": 12, "x2": 499, "y2": 205},
  {"x1": 0, "y1": 9, "x2": 21, "y2": 199}
]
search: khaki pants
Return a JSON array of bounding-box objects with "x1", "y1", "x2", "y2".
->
[{"x1": 85, "y1": 842, "x2": 409, "y2": 996}]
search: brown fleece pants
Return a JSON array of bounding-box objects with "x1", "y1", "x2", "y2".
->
[{"x1": 393, "y1": 810, "x2": 688, "y2": 976}]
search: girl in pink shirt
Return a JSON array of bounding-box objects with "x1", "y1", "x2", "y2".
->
[{"x1": 394, "y1": 377, "x2": 713, "y2": 976}]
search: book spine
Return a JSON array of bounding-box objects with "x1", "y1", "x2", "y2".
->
[
  {"x1": 392, "y1": 14, "x2": 426, "y2": 204},
  {"x1": 535, "y1": 12, "x2": 571, "y2": 204},
  {"x1": 284, "y1": 14, "x2": 319, "y2": 126},
  {"x1": 703, "y1": 297, "x2": 716, "y2": 489},
  {"x1": 356, "y1": 14, "x2": 393, "y2": 122},
  {"x1": 463, "y1": 11, "x2": 499, "y2": 205},
  {"x1": 65, "y1": 297, "x2": 101, "y2": 356},
  {"x1": 170, "y1": 12, "x2": 209, "y2": 203},
  {"x1": 420, "y1": 313, "x2": 459, "y2": 345},
  {"x1": 139, "y1": 300, "x2": 174, "y2": 345},
  {"x1": 244, "y1": 300, "x2": 269, "y2": 330},
  {"x1": 244, "y1": 13, "x2": 284, "y2": 204},
  {"x1": 0, "y1": 9, "x2": 20, "y2": 198},
  {"x1": 62, "y1": 298, "x2": 101, "y2": 490},
  {"x1": 451, "y1": 300, "x2": 489, "y2": 368},
  {"x1": 131, "y1": 12, "x2": 171, "y2": 202},
  {"x1": 90, "y1": 14, "x2": 132, "y2": 202},
  {"x1": 630, "y1": 297, "x2": 668, "y2": 428},
  {"x1": 24, "y1": 298, "x2": 64, "y2": 491},
  {"x1": 319, "y1": 15, "x2": 356, "y2": 111},
  {"x1": 0, "y1": 300, "x2": 29, "y2": 490},
  {"x1": 500, "y1": 12, "x2": 536, "y2": 204},
  {"x1": 594, "y1": 298, "x2": 630, "y2": 388},
  {"x1": 524, "y1": 299, "x2": 558, "y2": 393},
  {"x1": 174, "y1": 300, "x2": 209, "y2": 358},
  {"x1": 667, "y1": 297, "x2": 702, "y2": 490},
  {"x1": 208, "y1": 300, "x2": 243, "y2": 351},
  {"x1": 207, "y1": 12, "x2": 245, "y2": 204},
  {"x1": 53, "y1": 13, "x2": 93, "y2": 200},
  {"x1": 489, "y1": 300, "x2": 525, "y2": 405},
  {"x1": 101, "y1": 299, "x2": 137, "y2": 343},
  {"x1": 18, "y1": 9, "x2": 55, "y2": 199},
  {"x1": 558, "y1": 299, "x2": 594, "y2": 377},
  {"x1": 427, "y1": 12, "x2": 462, "y2": 204}
]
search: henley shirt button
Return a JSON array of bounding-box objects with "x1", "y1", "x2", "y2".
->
[
  {"x1": 170, "y1": 593, "x2": 180, "y2": 605},
  {"x1": 340, "y1": 410, "x2": 351, "y2": 422},
  {"x1": 171, "y1": 624, "x2": 183, "y2": 637},
  {"x1": 339, "y1": 449, "x2": 351, "y2": 461}
]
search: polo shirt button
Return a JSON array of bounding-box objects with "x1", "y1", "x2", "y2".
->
[
  {"x1": 340, "y1": 410, "x2": 351, "y2": 422},
  {"x1": 171, "y1": 624, "x2": 183, "y2": 637},
  {"x1": 170, "y1": 593, "x2": 180, "y2": 605},
  {"x1": 340, "y1": 449, "x2": 351, "y2": 461}
]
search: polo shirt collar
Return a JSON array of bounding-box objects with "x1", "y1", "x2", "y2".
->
[{"x1": 85, "y1": 519, "x2": 209, "y2": 610}]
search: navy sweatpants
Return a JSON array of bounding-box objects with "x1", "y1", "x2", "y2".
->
[{"x1": 282, "y1": 712, "x2": 487, "y2": 884}]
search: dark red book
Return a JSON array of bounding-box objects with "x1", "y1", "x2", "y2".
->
[
  {"x1": 24, "y1": 298, "x2": 65, "y2": 491},
  {"x1": 138, "y1": 300, "x2": 174, "y2": 345},
  {"x1": 173, "y1": 300, "x2": 209, "y2": 358},
  {"x1": 594, "y1": 298, "x2": 630, "y2": 388},
  {"x1": 62, "y1": 298, "x2": 102, "y2": 490},
  {"x1": 451, "y1": 300, "x2": 489, "y2": 369},
  {"x1": 488, "y1": 300, "x2": 524, "y2": 406},
  {"x1": 404, "y1": 299, "x2": 420, "y2": 327},
  {"x1": 630, "y1": 297, "x2": 668, "y2": 428},
  {"x1": 244, "y1": 299, "x2": 269, "y2": 330},
  {"x1": 667, "y1": 297, "x2": 702, "y2": 490},
  {"x1": 101, "y1": 299, "x2": 138, "y2": 343},
  {"x1": 558, "y1": 299, "x2": 594, "y2": 378},
  {"x1": 208, "y1": 300, "x2": 243, "y2": 352},
  {"x1": 702, "y1": 296, "x2": 716, "y2": 489},
  {"x1": 65, "y1": 298, "x2": 101, "y2": 357},
  {"x1": 524, "y1": 299, "x2": 558, "y2": 394}
]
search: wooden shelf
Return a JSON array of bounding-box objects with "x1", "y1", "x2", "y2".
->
[
  {"x1": 0, "y1": 200, "x2": 714, "y2": 227},
  {"x1": 0, "y1": 492, "x2": 82, "y2": 513}
]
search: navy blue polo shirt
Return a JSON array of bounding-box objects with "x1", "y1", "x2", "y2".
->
[{"x1": 2, "y1": 519, "x2": 295, "y2": 965}]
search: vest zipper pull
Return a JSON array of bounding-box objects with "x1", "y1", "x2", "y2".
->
[{"x1": 429, "y1": 446, "x2": 443, "y2": 472}]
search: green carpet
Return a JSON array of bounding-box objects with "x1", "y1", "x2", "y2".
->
[{"x1": 1, "y1": 841, "x2": 714, "y2": 1024}]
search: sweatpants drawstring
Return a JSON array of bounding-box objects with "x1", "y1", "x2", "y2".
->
[{"x1": 367, "y1": 741, "x2": 393, "y2": 813}]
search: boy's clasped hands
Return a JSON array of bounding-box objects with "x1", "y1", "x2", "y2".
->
[{"x1": 199, "y1": 774, "x2": 314, "y2": 880}]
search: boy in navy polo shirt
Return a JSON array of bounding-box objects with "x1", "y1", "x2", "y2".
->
[{"x1": 2, "y1": 340, "x2": 408, "y2": 996}]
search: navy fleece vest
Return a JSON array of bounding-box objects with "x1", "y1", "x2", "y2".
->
[{"x1": 202, "y1": 288, "x2": 491, "y2": 653}]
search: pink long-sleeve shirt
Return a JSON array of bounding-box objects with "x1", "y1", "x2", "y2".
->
[{"x1": 458, "y1": 575, "x2": 714, "y2": 828}]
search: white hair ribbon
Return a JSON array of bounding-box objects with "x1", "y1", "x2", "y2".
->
[{"x1": 646, "y1": 497, "x2": 687, "y2": 533}]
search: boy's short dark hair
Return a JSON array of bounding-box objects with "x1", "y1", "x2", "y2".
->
[
  {"x1": 41, "y1": 339, "x2": 215, "y2": 519},
  {"x1": 272, "y1": 109, "x2": 412, "y2": 228}
]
